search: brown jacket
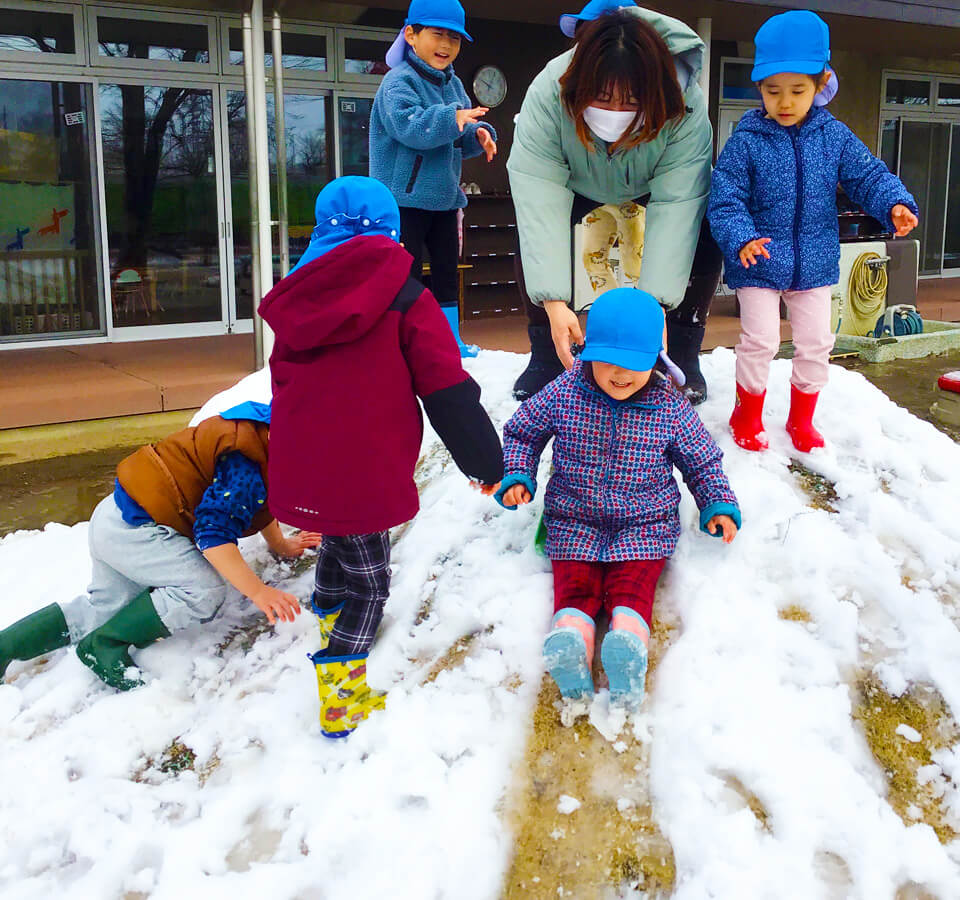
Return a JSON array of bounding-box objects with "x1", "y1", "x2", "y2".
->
[{"x1": 116, "y1": 416, "x2": 273, "y2": 539}]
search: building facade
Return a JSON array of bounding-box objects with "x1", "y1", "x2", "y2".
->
[{"x1": 0, "y1": 0, "x2": 958, "y2": 351}]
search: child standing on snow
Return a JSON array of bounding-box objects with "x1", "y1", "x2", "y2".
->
[
  {"x1": 0, "y1": 402, "x2": 321, "y2": 691},
  {"x1": 494, "y1": 288, "x2": 740, "y2": 705},
  {"x1": 370, "y1": 0, "x2": 497, "y2": 358},
  {"x1": 259, "y1": 175, "x2": 503, "y2": 738},
  {"x1": 708, "y1": 10, "x2": 919, "y2": 454}
]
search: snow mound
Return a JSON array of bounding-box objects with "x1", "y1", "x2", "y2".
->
[{"x1": 1, "y1": 348, "x2": 960, "y2": 898}]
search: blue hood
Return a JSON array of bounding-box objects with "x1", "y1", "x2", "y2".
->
[
  {"x1": 221, "y1": 401, "x2": 271, "y2": 424},
  {"x1": 290, "y1": 176, "x2": 401, "y2": 274}
]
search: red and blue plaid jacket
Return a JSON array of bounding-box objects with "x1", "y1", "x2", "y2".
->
[{"x1": 500, "y1": 362, "x2": 740, "y2": 561}]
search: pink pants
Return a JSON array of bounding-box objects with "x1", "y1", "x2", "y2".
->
[{"x1": 735, "y1": 286, "x2": 834, "y2": 394}]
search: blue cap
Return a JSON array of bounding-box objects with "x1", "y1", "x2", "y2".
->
[
  {"x1": 559, "y1": 0, "x2": 637, "y2": 39},
  {"x1": 290, "y1": 176, "x2": 400, "y2": 274},
  {"x1": 385, "y1": 0, "x2": 472, "y2": 68},
  {"x1": 580, "y1": 288, "x2": 664, "y2": 372},
  {"x1": 405, "y1": 0, "x2": 472, "y2": 40},
  {"x1": 752, "y1": 11, "x2": 830, "y2": 82}
]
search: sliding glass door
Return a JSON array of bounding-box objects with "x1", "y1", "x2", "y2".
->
[{"x1": 0, "y1": 77, "x2": 102, "y2": 341}]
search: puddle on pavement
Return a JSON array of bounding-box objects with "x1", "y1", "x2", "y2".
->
[
  {"x1": 0, "y1": 446, "x2": 134, "y2": 537},
  {"x1": 834, "y1": 349, "x2": 960, "y2": 442}
]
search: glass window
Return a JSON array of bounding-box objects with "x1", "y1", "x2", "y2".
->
[
  {"x1": 884, "y1": 77, "x2": 931, "y2": 106},
  {"x1": 721, "y1": 60, "x2": 758, "y2": 102},
  {"x1": 945, "y1": 123, "x2": 960, "y2": 270},
  {"x1": 880, "y1": 118, "x2": 899, "y2": 174},
  {"x1": 0, "y1": 8, "x2": 75, "y2": 55},
  {"x1": 96, "y1": 15, "x2": 210, "y2": 65},
  {"x1": 0, "y1": 78, "x2": 101, "y2": 340},
  {"x1": 99, "y1": 83, "x2": 222, "y2": 326},
  {"x1": 226, "y1": 91, "x2": 333, "y2": 317},
  {"x1": 227, "y1": 27, "x2": 329, "y2": 73},
  {"x1": 937, "y1": 81, "x2": 960, "y2": 107},
  {"x1": 342, "y1": 36, "x2": 391, "y2": 77},
  {"x1": 338, "y1": 96, "x2": 374, "y2": 175}
]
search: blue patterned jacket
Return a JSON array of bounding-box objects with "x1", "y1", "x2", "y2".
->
[
  {"x1": 370, "y1": 49, "x2": 497, "y2": 211},
  {"x1": 708, "y1": 106, "x2": 919, "y2": 292},
  {"x1": 497, "y1": 363, "x2": 740, "y2": 562}
]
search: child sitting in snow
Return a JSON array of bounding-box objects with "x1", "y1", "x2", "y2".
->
[
  {"x1": 708, "y1": 10, "x2": 919, "y2": 454},
  {"x1": 259, "y1": 175, "x2": 503, "y2": 738},
  {"x1": 0, "y1": 401, "x2": 321, "y2": 691},
  {"x1": 494, "y1": 288, "x2": 740, "y2": 705}
]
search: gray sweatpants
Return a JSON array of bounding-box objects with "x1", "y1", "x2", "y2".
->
[{"x1": 59, "y1": 497, "x2": 228, "y2": 642}]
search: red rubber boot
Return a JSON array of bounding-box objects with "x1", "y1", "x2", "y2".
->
[
  {"x1": 729, "y1": 383, "x2": 769, "y2": 451},
  {"x1": 786, "y1": 385, "x2": 825, "y2": 452}
]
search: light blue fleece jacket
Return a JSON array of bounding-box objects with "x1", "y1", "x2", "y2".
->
[{"x1": 370, "y1": 47, "x2": 497, "y2": 211}]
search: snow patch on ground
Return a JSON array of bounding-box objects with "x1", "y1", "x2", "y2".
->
[{"x1": 2, "y1": 348, "x2": 960, "y2": 898}]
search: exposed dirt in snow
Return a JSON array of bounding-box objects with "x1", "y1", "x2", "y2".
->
[{"x1": 503, "y1": 615, "x2": 679, "y2": 900}]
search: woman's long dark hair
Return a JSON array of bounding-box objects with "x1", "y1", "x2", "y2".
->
[{"x1": 560, "y1": 11, "x2": 685, "y2": 153}]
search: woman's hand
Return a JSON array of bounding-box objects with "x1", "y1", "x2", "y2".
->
[
  {"x1": 739, "y1": 238, "x2": 771, "y2": 268},
  {"x1": 478, "y1": 128, "x2": 497, "y2": 162},
  {"x1": 250, "y1": 584, "x2": 302, "y2": 625},
  {"x1": 456, "y1": 106, "x2": 489, "y2": 131},
  {"x1": 707, "y1": 515, "x2": 738, "y2": 544},
  {"x1": 544, "y1": 300, "x2": 584, "y2": 369},
  {"x1": 470, "y1": 481, "x2": 501, "y2": 496},
  {"x1": 502, "y1": 484, "x2": 532, "y2": 507},
  {"x1": 891, "y1": 205, "x2": 919, "y2": 237}
]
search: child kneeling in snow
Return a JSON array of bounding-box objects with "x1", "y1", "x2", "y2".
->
[
  {"x1": 495, "y1": 288, "x2": 740, "y2": 706},
  {"x1": 258, "y1": 176, "x2": 503, "y2": 738},
  {"x1": 0, "y1": 401, "x2": 321, "y2": 691}
]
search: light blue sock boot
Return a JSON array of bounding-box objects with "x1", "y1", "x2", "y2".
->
[
  {"x1": 601, "y1": 606, "x2": 650, "y2": 705},
  {"x1": 440, "y1": 304, "x2": 479, "y2": 358},
  {"x1": 543, "y1": 608, "x2": 595, "y2": 699}
]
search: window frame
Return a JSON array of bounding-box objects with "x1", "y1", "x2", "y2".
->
[
  {"x1": 86, "y1": 5, "x2": 219, "y2": 75},
  {"x1": 0, "y1": 0, "x2": 86, "y2": 67},
  {"x1": 335, "y1": 26, "x2": 399, "y2": 85},
  {"x1": 718, "y1": 56, "x2": 760, "y2": 109},
  {"x1": 219, "y1": 18, "x2": 335, "y2": 84}
]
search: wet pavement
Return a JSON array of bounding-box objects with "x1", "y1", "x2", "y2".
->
[
  {"x1": 0, "y1": 352, "x2": 959, "y2": 538},
  {"x1": 0, "y1": 410, "x2": 192, "y2": 537},
  {"x1": 834, "y1": 349, "x2": 960, "y2": 444}
]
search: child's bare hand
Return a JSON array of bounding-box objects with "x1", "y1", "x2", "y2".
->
[
  {"x1": 456, "y1": 106, "x2": 488, "y2": 131},
  {"x1": 503, "y1": 484, "x2": 532, "y2": 507},
  {"x1": 739, "y1": 237, "x2": 771, "y2": 268},
  {"x1": 250, "y1": 585, "x2": 301, "y2": 624},
  {"x1": 275, "y1": 531, "x2": 323, "y2": 558},
  {"x1": 478, "y1": 128, "x2": 497, "y2": 162},
  {"x1": 471, "y1": 481, "x2": 500, "y2": 496},
  {"x1": 891, "y1": 204, "x2": 918, "y2": 237},
  {"x1": 707, "y1": 515, "x2": 738, "y2": 544}
]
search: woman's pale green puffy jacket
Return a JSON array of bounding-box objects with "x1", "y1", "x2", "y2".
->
[{"x1": 506, "y1": 6, "x2": 712, "y2": 310}]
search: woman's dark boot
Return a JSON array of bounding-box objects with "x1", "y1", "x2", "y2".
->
[
  {"x1": 666, "y1": 318, "x2": 708, "y2": 405},
  {"x1": 512, "y1": 325, "x2": 565, "y2": 400}
]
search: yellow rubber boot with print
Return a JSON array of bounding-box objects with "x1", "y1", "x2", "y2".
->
[
  {"x1": 309, "y1": 597, "x2": 344, "y2": 651},
  {"x1": 310, "y1": 649, "x2": 386, "y2": 739}
]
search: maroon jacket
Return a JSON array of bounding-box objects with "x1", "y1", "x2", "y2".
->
[{"x1": 260, "y1": 235, "x2": 503, "y2": 535}]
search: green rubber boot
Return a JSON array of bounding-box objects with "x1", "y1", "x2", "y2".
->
[
  {"x1": 76, "y1": 590, "x2": 170, "y2": 691},
  {"x1": 0, "y1": 604, "x2": 70, "y2": 680}
]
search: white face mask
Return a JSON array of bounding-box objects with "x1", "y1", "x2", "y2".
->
[{"x1": 583, "y1": 106, "x2": 641, "y2": 143}]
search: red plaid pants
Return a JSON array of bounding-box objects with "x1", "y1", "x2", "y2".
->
[{"x1": 551, "y1": 558, "x2": 666, "y2": 624}]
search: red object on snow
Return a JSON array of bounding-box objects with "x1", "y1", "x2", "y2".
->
[{"x1": 938, "y1": 372, "x2": 960, "y2": 394}]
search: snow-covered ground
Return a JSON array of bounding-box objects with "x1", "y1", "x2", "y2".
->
[{"x1": 2, "y1": 348, "x2": 960, "y2": 899}]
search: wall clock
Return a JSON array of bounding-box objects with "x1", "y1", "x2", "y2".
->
[{"x1": 473, "y1": 65, "x2": 507, "y2": 108}]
